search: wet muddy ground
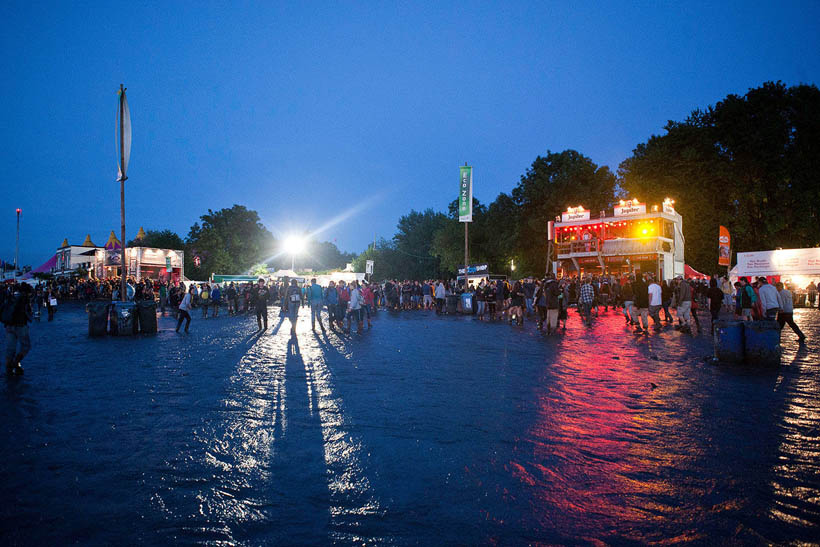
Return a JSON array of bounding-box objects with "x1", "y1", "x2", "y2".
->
[{"x1": 2, "y1": 303, "x2": 818, "y2": 544}]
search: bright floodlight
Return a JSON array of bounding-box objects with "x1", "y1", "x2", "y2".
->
[{"x1": 283, "y1": 235, "x2": 306, "y2": 255}]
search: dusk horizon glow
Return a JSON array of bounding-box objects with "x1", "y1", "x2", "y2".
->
[{"x1": 2, "y1": 1, "x2": 819, "y2": 266}]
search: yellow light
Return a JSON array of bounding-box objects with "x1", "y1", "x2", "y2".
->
[{"x1": 619, "y1": 200, "x2": 625, "y2": 206}]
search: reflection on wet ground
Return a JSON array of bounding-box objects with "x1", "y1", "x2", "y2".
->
[{"x1": 2, "y1": 304, "x2": 819, "y2": 544}]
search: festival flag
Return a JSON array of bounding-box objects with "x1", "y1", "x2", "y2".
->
[
  {"x1": 117, "y1": 87, "x2": 131, "y2": 182},
  {"x1": 459, "y1": 165, "x2": 473, "y2": 222},
  {"x1": 718, "y1": 225, "x2": 731, "y2": 267}
]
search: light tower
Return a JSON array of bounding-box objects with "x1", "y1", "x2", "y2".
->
[{"x1": 14, "y1": 208, "x2": 21, "y2": 274}]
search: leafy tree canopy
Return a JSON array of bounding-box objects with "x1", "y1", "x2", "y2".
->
[{"x1": 127, "y1": 229, "x2": 185, "y2": 249}]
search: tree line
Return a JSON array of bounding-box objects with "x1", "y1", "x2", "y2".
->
[{"x1": 354, "y1": 81, "x2": 820, "y2": 279}]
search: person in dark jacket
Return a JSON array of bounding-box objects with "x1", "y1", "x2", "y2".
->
[
  {"x1": 3, "y1": 283, "x2": 33, "y2": 375},
  {"x1": 252, "y1": 279, "x2": 270, "y2": 330},
  {"x1": 539, "y1": 274, "x2": 561, "y2": 334},
  {"x1": 632, "y1": 274, "x2": 650, "y2": 334},
  {"x1": 707, "y1": 278, "x2": 724, "y2": 332}
]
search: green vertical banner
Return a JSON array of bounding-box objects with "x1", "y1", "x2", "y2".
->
[{"x1": 459, "y1": 165, "x2": 473, "y2": 222}]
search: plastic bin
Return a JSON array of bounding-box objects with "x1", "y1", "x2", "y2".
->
[
  {"x1": 446, "y1": 294, "x2": 459, "y2": 314},
  {"x1": 87, "y1": 302, "x2": 110, "y2": 337},
  {"x1": 713, "y1": 320, "x2": 744, "y2": 363},
  {"x1": 460, "y1": 293, "x2": 473, "y2": 314},
  {"x1": 110, "y1": 301, "x2": 137, "y2": 336},
  {"x1": 137, "y1": 301, "x2": 158, "y2": 334},
  {"x1": 744, "y1": 320, "x2": 781, "y2": 366}
]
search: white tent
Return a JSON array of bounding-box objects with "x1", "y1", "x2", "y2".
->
[{"x1": 271, "y1": 269, "x2": 299, "y2": 279}]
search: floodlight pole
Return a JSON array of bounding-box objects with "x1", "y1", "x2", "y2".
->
[{"x1": 15, "y1": 208, "x2": 21, "y2": 273}]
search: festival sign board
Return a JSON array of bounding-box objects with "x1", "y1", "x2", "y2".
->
[
  {"x1": 458, "y1": 166, "x2": 473, "y2": 222},
  {"x1": 735, "y1": 248, "x2": 820, "y2": 277},
  {"x1": 561, "y1": 208, "x2": 590, "y2": 222},
  {"x1": 718, "y1": 226, "x2": 731, "y2": 267},
  {"x1": 614, "y1": 202, "x2": 647, "y2": 217},
  {"x1": 458, "y1": 263, "x2": 489, "y2": 275}
]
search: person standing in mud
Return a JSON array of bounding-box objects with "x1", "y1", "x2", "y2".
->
[
  {"x1": 2, "y1": 283, "x2": 33, "y2": 376},
  {"x1": 252, "y1": 278, "x2": 270, "y2": 330},
  {"x1": 283, "y1": 278, "x2": 301, "y2": 336}
]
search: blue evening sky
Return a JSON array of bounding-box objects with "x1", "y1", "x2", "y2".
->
[{"x1": 2, "y1": 1, "x2": 819, "y2": 266}]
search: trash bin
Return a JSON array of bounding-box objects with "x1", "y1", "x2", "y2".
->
[
  {"x1": 87, "y1": 302, "x2": 110, "y2": 337},
  {"x1": 446, "y1": 294, "x2": 459, "y2": 314},
  {"x1": 460, "y1": 293, "x2": 473, "y2": 314},
  {"x1": 110, "y1": 301, "x2": 137, "y2": 336},
  {"x1": 137, "y1": 301, "x2": 158, "y2": 334},
  {"x1": 744, "y1": 320, "x2": 781, "y2": 366},
  {"x1": 713, "y1": 320, "x2": 744, "y2": 363}
]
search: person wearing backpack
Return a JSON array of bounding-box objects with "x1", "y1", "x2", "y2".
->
[
  {"x1": 3, "y1": 283, "x2": 33, "y2": 375},
  {"x1": 739, "y1": 277, "x2": 757, "y2": 321},
  {"x1": 308, "y1": 278, "x2": 325, "y2": 332}
]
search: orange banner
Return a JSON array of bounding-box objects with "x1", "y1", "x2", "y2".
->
[{"x1": 718, "y1": 226, "x2": 731, "y2": 267}]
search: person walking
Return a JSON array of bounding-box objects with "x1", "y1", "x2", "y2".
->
[
  {"x1": 336, "y1": 281, "x2": 350, "y2": 328},
  {"x1": 434, "y1": 280, "x2": 446, "y2": 315},
  {"x1": 284, "y1": 279, "x2": 301, "y2": 336},
  {"x1": 361, "y1": 282, "x2": 375, "y2": 328},
  {"x1": 210, "y1": 284, "x2": 221, "y2": 317},
  {"x1": 346, "y1": 280, "x2": 365, "y2": 333},
  {"x1": 45, "y1": 287, "x2": 58, "y2": 321},
  {"x1": 721, "y1": 276, "x2": 734, "y2": 311},
  {"x1": 308, "y1": 278, "x2": 325, "y2": 332},
  {"x1": 776, "y1": 282, "x2": 806, "y2": 343},
  {"x1": 738, "y1": 277, "x2": 756, "y2": 321},
  {"x1": 159, "y1": 281, "x2": 168, "y2": 316},
  {"x1": 674, "y1": 276, "x2": 693, "y2": 332},
  {"x1": 324, "y1": 281, "x2": 339, "y2": 329},
  {"x1": 621, "y1": 276, "x2": 635, "y2": 325},
  {"x1": 542, "y1": 274, "x2": 561, "y2": 334},
  {"x1": 707, "y1": 278, "x2": 725, "y2": 332},
  {"x1": 661, "y1": 280, "x2": 673, "y2": 322},
  {"x1": 200, "y1": 284, "x2": 210, "y2": 318},
  {"x1": 578, "y1": 277, "x2": 595, "y2": 327},
  {"x1": 647, "y1": 276, "x2": 663, "y2": 330},
  {"x1": 757, "y1": 277, "x2": 780, "y2": 320},
  {"x1": 175, "y1": 284, "x2": 194, "y2": 333},
  {"x1": 2, "y1": 283, "x2": 33, "y2": 375},
  {"x1": 632, "y1": 274, "x2": 650, "y2": 334}
]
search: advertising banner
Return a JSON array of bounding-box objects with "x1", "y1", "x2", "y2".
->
[
  {"x1": 457, "y1": 263, "x2": 489, "y2": 275},
  {"x1": 166, "y1": 256, "x2": 172, "y2": 272},
  {"x1": 718, "y1": 226, "x2": 731, "y2": 267},
  {"x1": 613, "y1": 202, "x2": 647, "y2": 216},
  {"x1": 365, "y1": 260, "x2": 374, "y2": 275},
  {"x1": 459, "y1": 166, "x2": 473, "y2": 222},
  {"x1": 561, "y1": 209, "x2": 590, "y2": 222},
  {"x1": 735, "y1": 248, "x2": 820, "y2": 277}
]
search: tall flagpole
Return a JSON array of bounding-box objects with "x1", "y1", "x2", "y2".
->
[{"x1": 119, "y1": 84, "x2": 127, "y2": 301}]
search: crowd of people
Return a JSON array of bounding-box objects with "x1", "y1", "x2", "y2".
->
[{"x1": 3, "y1": 271, "x2": 814, "y2": 375}]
